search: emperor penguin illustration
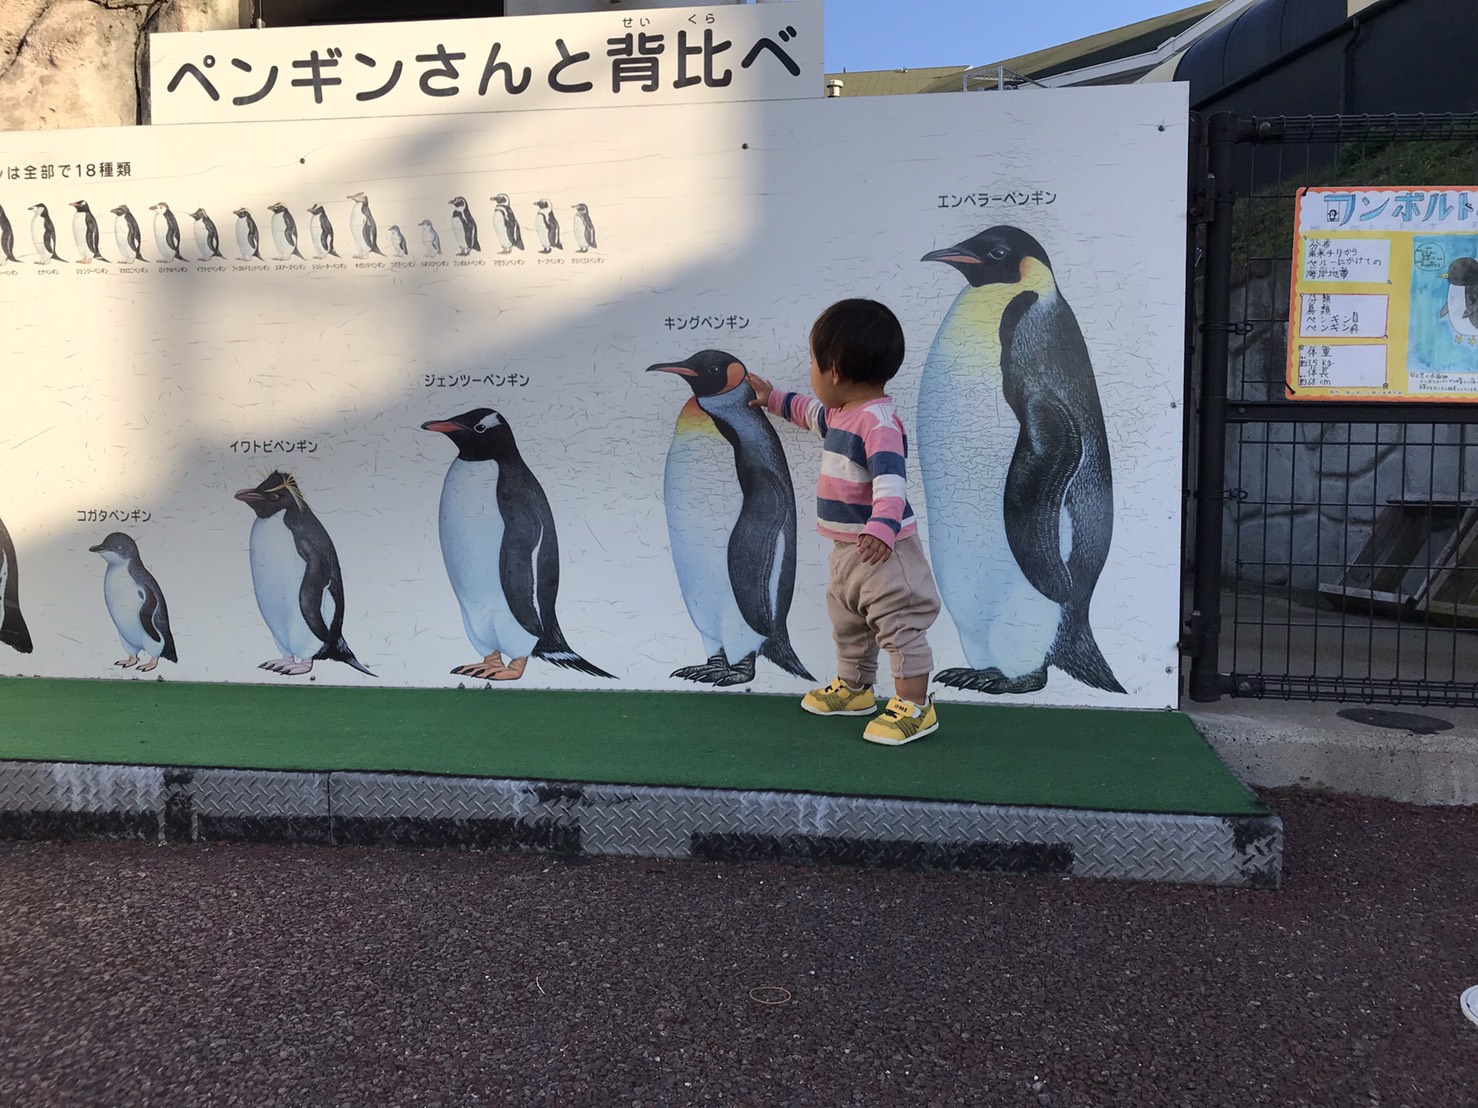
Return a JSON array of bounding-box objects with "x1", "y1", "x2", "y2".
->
[
  {"x1": 490, "y1": 194, "x2": 523, "y2": 254},
  {"x1": 233, "y1": 207, "x2": 262, "y2": 261},
  {"x1": 419, "y1": 218, "x2": 442, "y2": 257},
  {"x1": 1439, "y1": 257, "x2": 1478, "y2": 345},
  {"x1": 449, "y1": 197, "x2": 480, "y2": 256},
  {"x1": 110, "y1": 204, "x2": 144, "y2": 262},
  {"x1": 0, "y1": 514, "x2": 33, "y2": 654},
  {"x1": 422, "y1": 409, "x2": 615, "y2": 682},
  {"x1": 920, "y1": 225, "x2": 1124, "y2": 695},
  {"x1": 188, "y1": 207, "x2": 223, "y2": 261},
  {"x1": 571, "y1": 203, "x2": 597, "y2": 253},
  {"x1": 533, "y1": 199, "x2": 562, "y2": 253},
  {"x1": 647, "y1": 350, "x2": 813, "y2": 687},
  {"x1": 234, "y1": 472, "x2": 374, "y2": 678},
  {"x1": 29, "y1": 203, "x2": 62, "y2": 264},
  {"x1": 388, "y1": 224, "x2": 409, "y2": 256},
  {"x1": 0, "y1": 205, "x2": 17, "y2": 264},
  {"x1": 149, "y1": 202, "x2": 184, "y2": 262},
  {"x1": 306, "y1": 203, "x2": 338, "y2": 258},
  {"x1": 69, "y1": 200, "x2": 107, "y2": 264},
  {"x1": 266, "y1": 202, "x2": 303, "y2": 260},
  {"x1": 347, "y1": 191, "x2": 383, "y2": 257},
  {"x1": 89, "y1": 532, "x2": 177, "y2": 672}
]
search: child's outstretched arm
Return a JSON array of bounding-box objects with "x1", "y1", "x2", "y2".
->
[{"x1": 749, "y1": 373, "x2": 827, "y2": 439}]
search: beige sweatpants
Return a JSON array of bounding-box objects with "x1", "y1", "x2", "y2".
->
[{"x1": 826, "y1": 534, "x2": 942, "y2": 687}]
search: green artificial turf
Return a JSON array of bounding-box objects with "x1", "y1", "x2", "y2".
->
[{"x1": 0, "y1": 678, "x2": 1265, "y2": 816}]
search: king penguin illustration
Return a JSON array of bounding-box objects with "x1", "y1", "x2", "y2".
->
[
  {"x1": 234, "y1": 472, "x2": 375, "y2": 677},
  {"x1": 89, "y1": 532, "x2": 177, "y2": 672},
  {"x1": 233, "y1": 207, "x2": 262, "y2": 262},
  {"x1": 647, "y1": 350, "x2": 813, "y2": 686},
  {"x1": 490, "y1": 194, "x2": 523, "y2": 254},
  {"x1": 29, "y1": 203, "x2": 62, "y2": 264},
  {"x1": 188, "y1": 208, "x2": 223, "y2": 261},
  {"x1": 347, "y1": 191, "x2": 383, "y2": 257},
  {"x1": 449, "y1": 197, "x2": 480, "y2": 256},
  {"x1": 111, "y1": 204, "x2": 144, "y2": 262},
  {"x1": 0, "y1": 205, "x2": 17, "y2": 264},
  {"x1": 1439, "y1": 257, "x2": 1478, "y2": 344},
  {"x1": 422, "y1": 409, "x2": 614, "y2": 682},
  {"x1": 571, "y1": 203, "x2": 597, "y2": 253},
  {"x1": 419, "y1": 218, "x2": 442, "y2": 257},
  {"x1": 920, "y1": 225, "x2": 1124, "y2": 695},
  {"x1": 0, "y1": 514, "x2": 33, "y2": 654},
  {"x1": 306, "y1": 202, "x2": 339, "y2": 258},
  {"x1": 266, "y1": 202, "x2": 303, "y2": 260},
  {"x1": 69, "y1": 200, "x2": 107, "y2": 264},
  {"x1": 533, "y1": 199, "x2": 562, "y2": 253},
  {"x1": 149, "y1": 201, "x2": 184, "y2": 262}
]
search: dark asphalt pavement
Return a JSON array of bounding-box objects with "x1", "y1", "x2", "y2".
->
[{"x1": 1, "y1": 789, "x2": 1475, "y2": 1107}]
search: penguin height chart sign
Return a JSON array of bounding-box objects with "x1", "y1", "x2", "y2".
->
[
  {"x1": 0, "y1": 84, "x2": 1188, "y2": 709},
  {"x1": 1289, "y1": 186, "x2": 1478, "y2": 401}
]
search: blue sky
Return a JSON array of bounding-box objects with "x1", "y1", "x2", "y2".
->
[{"x1": 823, "y1": 0, "x2": 1201, "y2": 72}]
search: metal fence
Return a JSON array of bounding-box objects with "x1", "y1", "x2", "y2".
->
[{"x1": 1187, "y1": 112, "x2": 1478, "y2": 705}]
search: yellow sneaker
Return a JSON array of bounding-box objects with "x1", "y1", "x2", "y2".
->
[
  {"x1": 862, "y1": 695, "x2": 938, "y2": 746},
  {"x1": 801, "y1": 679, "x2": 878, "y2": 717}
]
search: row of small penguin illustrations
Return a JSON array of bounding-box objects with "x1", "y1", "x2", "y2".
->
[{"x1": 0, "y1": 194, "x2": 598, "y2": 266}]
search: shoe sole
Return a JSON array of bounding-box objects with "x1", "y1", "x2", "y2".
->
[
  {"x1": 862, "y1": 719, "x2": 939, "y2": 746},
  {"x1": 801, "y1": 702, "x2": 877, "y2": 717}
]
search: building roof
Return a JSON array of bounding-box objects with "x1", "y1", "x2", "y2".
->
[{"x1": 822, "y1": 66, "x2": 970, "y2": 98}]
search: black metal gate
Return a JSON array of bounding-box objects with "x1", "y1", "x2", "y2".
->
[{"x1": 1186, "y1": 112, "x2": 1478, "y2": 705}]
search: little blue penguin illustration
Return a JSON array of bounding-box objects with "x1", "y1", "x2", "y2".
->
[
  {"x1": 0, "y1": 205, "x2": 17, "y2": 264},
  {"x1": 648, "y1": 351, "x2": 813, "y2": 686},
  {"x1": 419, "y1": 219, "x2": 442, "y2": 257},
  {"x1": 491, "y1": 194, "x2": 523, "y2": 254},
  {"x1": 149, "y1": 202, "x2": 184, "y2": 262},
  {"x1": 189, "y1": 208, "x2": 223, "y2": 261},
  {"x1": 571, "y1": 203, "x2": 597, "y2": 253},
  {"x1": 920, "y1": 225, "x2": 1124, "y2": 695},
  {"x1": 449, "y1": 197, "x2": 480, "y2": 256},
  {"x1": 1439, "y1": 257, "x2": 1478, "y2": 345},
  {"x1": 69, "y1": 200, "x2": 107, "y2": 264},
  {"x1": 422, "y1": 409, "x2": 615, "y2": 683},
  {"x1": 233, "y1": 207, "x2": 262, "y2": 261},
  {"x1": 0, "y1": 513, "x2": 33, "y2": 654},
  {"x1": 533, "y1": 199, "x2": 562, "y2": 253},
  {"x1": 347, "y1": 191, "x2": 383, "y2": 257},
  {"x1": 306, "y1": 203, "x2": 339, "y2": 258},
  {"x1": 388, "y1": 224, "x2": 409, "y2": 256},
  {"x1": 111, "y1": 204, "x2": 144, "y2": 262},
  {"x1": 29, "y1": 203, "x2": 62, "y2": 264},
  {"x1": 89, "y1": 532, "x2": 177, "y2": 672},
  {"x1": 266, "y1": 202, "x2": 303, "y2": 260},
  {"x1": 234, "y1": 471, "x2": 374, "y2": 678}
]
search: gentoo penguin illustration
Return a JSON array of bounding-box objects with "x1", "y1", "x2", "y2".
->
[
  {"x1": 346, "y1": 191, "x2": 383, "y2": 257},
  {"x1": 234, "y1": 471, "x2": 374, "y2": 677},
  {"x1": 29, "y1": 203, "x2": 62, "y2": 264},
  {"x1": 490, "y1": 194, "x2": 523, "y2": 254},
  {"x1": 421, "y1": 408, "x2": 614, "y2": 682},
  {"x1": 233, "y1": 207, "x2": 262, "y2": 261},
  {"x1": 571, "y1": 203, "x2": 597, "y2": 253},
  {"x1": 449, "y1": 197, "x2": 480, "y2": 256},
  {"x1": 388, "y1": 224, "x2": 409, "y2": 256},
  {"x1": 533, "y1": 199, "x2": 562, "y2": 253},
  {"x1": 1439, "y1": 257, "x2": 1478, "y2": 344},
  {"x1": 306, "y1": 203, "x2": 338, "y2": 258},
  {"x1": 0, "y1": 514, "x2": 33, "y2": 654},
  {"x1": 188, "y1": 207, "x2": 223, "y2": 261},
  {"x1": 89, "y1": 532, "x2": 177, "y2": 672},
  {"x1": 648, "y1": 351, "x2": 813, "y2": 687},
  {"x1": 0, "y1": 205, "x2": 17, "y2": 264},
  {"x1": 266, "y1": 202, "x2": 303, "y2": 260},
  {"x1": 69, "y1": 200, "x2": 107, "y2": 264},
  {"x1": 920, "y1": 225, "x2": 1124, "y2": 695},
  {"x1": 110, "y1": 204, "x2": 144, "y2": 262},
  {"x1": 149, "y1": 202, "x2": 184, "y2": 262},
  {"x1": 419, "y1": 219, "x2": 442, "y2": 257}
]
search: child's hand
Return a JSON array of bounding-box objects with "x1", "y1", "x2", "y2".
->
[
  {"x1": 857, "y1": 534, "x2": 892, "y2": 565},
  {"x1": 747, "y1": 373, "x2": 774, "y2": 408}
]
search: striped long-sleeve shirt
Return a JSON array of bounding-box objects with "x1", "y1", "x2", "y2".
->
[{"x1": 767, "y1": 389, "x2": 918, "y2": 549}]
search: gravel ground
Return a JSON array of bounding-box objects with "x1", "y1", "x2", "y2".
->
[{"x1": 1, "y1": 788, "x2": 1475, "y2": 1108}]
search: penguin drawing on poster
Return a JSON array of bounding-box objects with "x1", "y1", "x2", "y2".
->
[
  {"x1": 111, "y1": 204, "x2": 144, "y2": 263},
  {"x1": 233, "y1": 207, "x2": 262, "y2": 262},
  {"x1": 419, "y1": 219, "x2": 442, "y2": 258},
  {"x1": 388, "y1": 225, "x2": 409, "y2": 257},
  {"x1": 919, "y1": 225, "x2": 1124, "y2": 696},
  {"x1": 89, "y1": 532, "x2": 177, "y2": 672},
  {"x1": 149, "y1": 202, "x2": 184, "y2": 262},
  {"x1": 533, "y1": 200, "x2": 562, "y2": 254},
  {"x1": 189, "y1": 208, "x2": 223, "y2": 261},
  {"x1": 421, "y1": 409, "x2": 615, "y2": 683},
  {"x1": 571, "y1": 203, "x2": 597, "y2": 253},
  {"x1": 29, "y1": 203, "x2": 62, "y2": 264},
  {"x1": 1439, "y1": 257, "x2": 1478, "y2": 345},
  {"x1": 347, "y1": 192, "x2": 383, "y2": 257},
  {"x1": 266, "y1": 202, "x2": 303, "y2": 261},
  {"x1": 234, "y1": 472, "x2": 374, "y2": 678},
  {"x1": 306, "y1": 203, "x2": 339, "y2": 259},
  {"x1": 69, "y1": 200, "x2": 107, "y2": 264},
  {"x1": 490, "y1": 194, "x2": 523, "y2": 254},
  {"x1": 449, "y1": 197, "x2": 480, "y2": 256},
  {"x1": 0, "y1": 205, "x2": 17, "y2": 264},
  {"x1": 0, "y1": 514, "x2": 33, "y2": 654},
  {"x1": 647, "y1": 351, "x2": 813, "y2": 687}
]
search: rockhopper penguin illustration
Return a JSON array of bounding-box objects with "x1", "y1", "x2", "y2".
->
[{"x1": 89, "y1": 532, "x2": 177, "y2": 672}]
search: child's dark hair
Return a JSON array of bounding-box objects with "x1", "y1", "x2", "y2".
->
[{"x1": 809, "y1": 298, "x2": 905, "y2": 386}]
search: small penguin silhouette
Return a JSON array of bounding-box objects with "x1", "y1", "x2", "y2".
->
[{"x1": 90, "y1": 532, "x2": 177, "y2": 672}]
